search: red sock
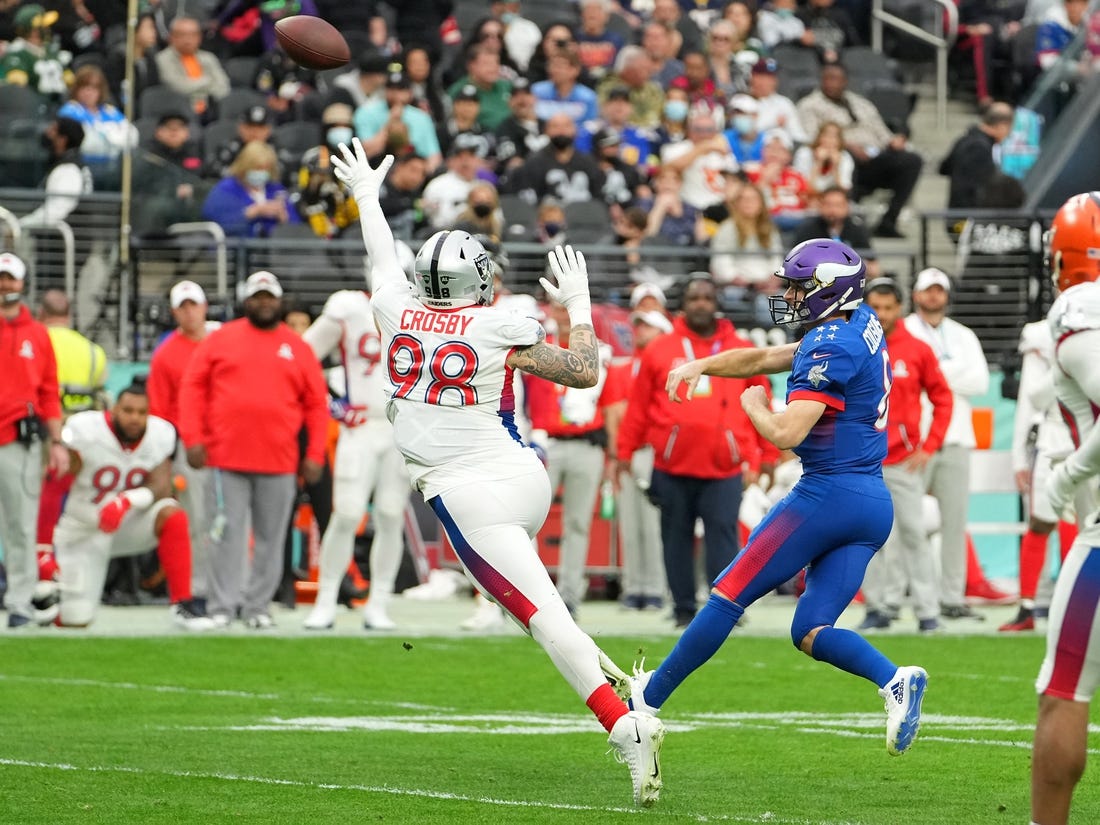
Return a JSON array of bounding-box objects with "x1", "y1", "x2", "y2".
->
[
  {"x1": 965, "y1": 534, "x2": 985, "y2": 590},
  {"x1": 586, "y1": 682, "x2": 629, "y2": 733},
  {"x1": 1018, "y1": 529, "x2": 1048, "y2": 601},
  {"x1": 157, "y1": 509, "x2": 193, "y2": 602},
  {"x1": 1058, "y1": 520, "x2": 1078, "y2": 561},
  {"x1": 36, "y1": 472, "x2": 74, "y2": 544}
]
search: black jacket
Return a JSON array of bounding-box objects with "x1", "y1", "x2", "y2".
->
[{"x1": 939, "y1": 125, "x2": 999, "y2": 210}]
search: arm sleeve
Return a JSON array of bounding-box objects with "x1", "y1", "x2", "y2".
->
[
  {"x1": 353, "y1": 177, "x2": 404, "y2": 292},
  {"x1": 1010, "y1": 349, "x2": 1044, "y2": 471},
  {"x1": 919, "y1": 349, "x2": 954, "y2": 455},
  {"x1": 937, "y1": 323, "x2": 990, "y2": 397},
  {"x1": 1054, "y1": 330, "x2": 1100, "y2": 481},
  {"x1": 20, "y1": 165, "x2": 86, "y2": 226},
  {"x1": 36, "y1": 330, "x2": 62, "y2": 421},
  {"x1": 303, "y1": 312, "x2": 343, "y2": 361},
  {"x1": 177, "y1": 339, "x2": 213, "y2": 447}
]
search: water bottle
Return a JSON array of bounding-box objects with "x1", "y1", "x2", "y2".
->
[{"x1": 599, "y1": 480, "x2": 616, "y2": 520}]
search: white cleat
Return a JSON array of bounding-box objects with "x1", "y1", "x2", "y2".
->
[
  {"x1": 460, "y1": 598, "x2": 505, "y2": 631},
  {"x1": 303, "y1": 604, "x2": 336, "y2": 630},
  {"x1": 608, "y1": 710, "x2": 666, "y2": 807},
  {"x1": 627, "y1": 661, "x2": 660, "y2": 715},
  {"x1": 171, "y1": 601, "x2": 217, "y2": 632},
  {"x1": 880, "y1": 665, "x2": 928, "y2": 756},
  {"x1": 362, "y1": 602, "x2": 396, "y2": 631},
  {"x1": 599, "y1": 650, "x2": 631, "y2": 702}
]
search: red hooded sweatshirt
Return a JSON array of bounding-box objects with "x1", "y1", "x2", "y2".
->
[
  {"x1": 617, "y1": 316, "x2": 777, "y2": 478},
  {"x1": 0, "y1": 304, "x2": 61, "y2": 444},
  {"x1": 883, "y1": 322, "x2": 953, "y2": 465}
]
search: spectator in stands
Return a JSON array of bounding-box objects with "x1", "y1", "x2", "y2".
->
[
  {"x1": 576, "y1": 0, "x2": 625, "y2": 83},
  {"x1": 797, "y1": 0, "x2": 862, "y2": 64},
  {"x1": 722, "y1": 0, "x2": 766, "y2": 60},
  {"x1": 747, "y1": 129, "x2": 810, "y2": 230},
  {"x1": 592, "y1": 127, "x2": 646, "y2": 207},
  {"x1": 453, "y1": 182, "x2": 504, "y2": 240},
  {"x1": 661, "y1": 109, "x2": 738, "y2": 212},
  {"x1": 331, "y1": 50, "x2": 390, "y2": 109},
  {"x1": 19, "y1": 117, "x2": 93, "y2": 229},
  {"x1": 757, "y1": 0, "x2": 807, "y2": 50},
  {"x1": 1035, "y1": 0, "x2": 1089, "y2": 69},
  {"x1": 859, "y1": 277, "x2": 953, "y2": 633},
  {"x1": 577, "y1": 86, "x2": 654, "y2": 169},
  {"x1": 200, "y1": 141, "x2": 300, "y2": 237},
  {"x1": 0, "y1": 251, "x2": 67, "y2": 628},
  {"x1": 57, "y1": 65, "x2": 135, "y2": 189},
  {"x1": 670, "y1": 49, "x2": 725, "y2": 114},
  {"x1": 709, "y1": 182, "x2": 784, "y2": 323},
  {"x1": 133, "y1": 112, "x2": 209, "y2": 236},
  {"x1": 706, "y1": 16, "x2": 755, "y2": 99},
  {"x1": 604, "y1": 305, "x2": 672, "y2": 612},
  {"x1": 791, "y1": 185, "x2": 877, "y2": 274},
  {"x1": 654, "y1": 0, "x2": 705, "y2": 54},
  {"x1": 213, "y1": 0, "x2": 320, "y2": 58},
  {"x1": 466, "y1": 16, "x2": 524, "y2": 79},
  {"x1": 292, "y1": 103, "x2": 361, "y2": 239},
  {"x1": 640, "y1": 166, "x2": 707, "y2": 246},
  {"x1": 254, "y1": 44, "x2": 323, "y2": 125},
  {"x1": 615, "y1": 276, "x2": 775, "y2": 627},
  {"x1": 904, "y1": 268, "x2": 991, "y2": 623},
  {"x1": 179, "y1": 271, "x2": 328, "y2": 629},
  {"x1": 528, "y1": 22, "x2": 586, "y2": 85},
  {"x1": 495, "y1": 77, "x2": 546, "y2": 173},
  {"x1": 798, "y1": 61, "x2": 923, "y2": 238},
  {"x1": 533, "y1": 51, "x2": 599, "y2": 123},
  {"x1": 155, "y1": 16, "x2": 231, "y2": 122},
  {"x1": 748, "y1": 56, "x2": 809, "y2": 144},
  {"x1": 507, "y1": 112, "x2": 607, "y2": 205},
  {"x1": 724, "y1": 93, "x2": 768, "y2": 173},
  {"x1": 107, "y1": 11, "x2": 159, "y2": 104},
  {"x1": 956, "y1": 0, "x2": 1028, "y2": 107},
  {"x1": 447, "y1": 43, "x2": 513, "y2": 130},
  {"x1": 377, "y1": 151, "x2": 430, "y2": 242},
  {"x1": 939, "y1": 101, "x2": 1016, "y2": 226},
  {"x1": 207, "y1": 105, "x2": 274, "y2": 179},
  {"x1": 422, "y1": 135, "x2": 486, "y2": 230},
  {"x1": 652, "y1": 86, "x2": 691, "y2": 154},
  {"x1": 436, "y1": 84, "x2": 489, "y2": 160},
  {"x1": 793, "y1": 121, "x2": 854, "y2": 199},
  {"x1": 601, "y1": 205, "x2": 649, "y2": 269},
  {"x1": 488, "y1": 0, "x2": 542, "y2": 71},
  {"x1": 0, "y1": 3, "x2": 70, "y2": 102},
  {"x1": 355, "y1": 70, "x2": 443, "y2": 172},
  {"x1": 388, "y1": 0, "x2": 450, "y2": 63},
  {"x1": 598, "y1": 45, "x2": 666, "y2": 129},
  {"x1": 405, "y1": 43, "x2": 450, "y2": 124},
  {"x1": 642, "y1": 20, "x2": 685, "y2": 89}
]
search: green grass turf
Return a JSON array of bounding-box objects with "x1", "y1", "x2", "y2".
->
[{"x1": 0, "y1": 634, "x2": 1095, "y2": 824}]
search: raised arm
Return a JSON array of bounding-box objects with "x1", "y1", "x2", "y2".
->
[
  {"x1": 507, "y1": 245, "x2": 598, "y2": 389},
  {"x1": 666, "y1": 342, "x2": 798, "y2": 402},
  {"x1": 331, "y1": 141, "x2": 403, "y2": 289}
]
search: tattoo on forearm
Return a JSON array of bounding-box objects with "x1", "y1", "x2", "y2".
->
[{"x1": 511, "y1": 324, "x2": 599, "y2": 388}]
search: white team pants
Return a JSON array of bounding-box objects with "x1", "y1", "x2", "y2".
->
[{"x1": 0, "y1": 440, "x2": 41, "y2": 618}]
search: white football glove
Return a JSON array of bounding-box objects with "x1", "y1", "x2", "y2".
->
[
  {"x1": 331, "y1": 139, "x2": 393, "y2": 202},
  {"x1": 540, "y1": 245, "x2": 592, "y2": 324},
  {"x1": 1046, "y1": 458, "x2": 1082, "y2": 518}
]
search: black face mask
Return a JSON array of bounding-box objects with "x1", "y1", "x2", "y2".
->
[
  {"x1": 549, "y1": 134, "x2": 573, "y2": 151},
  {"x1": 472, "y1": 203, "x2": 493, "y2": 218},
  {"x1": 542, "y1": 221, "x2": 563, "y2": 237},
  {"x1": 39, "y1": 133, "x2": 54, "y2": 151}
]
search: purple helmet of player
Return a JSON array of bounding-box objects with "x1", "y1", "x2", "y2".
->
[{"x1": 768, "y1": 238, "x2": 866, "y2": 327}]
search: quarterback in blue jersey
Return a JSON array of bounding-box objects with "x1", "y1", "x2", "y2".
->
[{"x1": 622, "y1": 239, "x2": 927, "y2": 758}]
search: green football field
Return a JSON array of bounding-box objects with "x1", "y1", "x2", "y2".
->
[{"x1": 1, "y1": 630, "x2": 1096, "y2": 824}]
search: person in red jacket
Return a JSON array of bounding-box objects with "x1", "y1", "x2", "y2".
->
[
  {"x1": 860, "y1": 278, "x2": 953, "y2": 632},
  {"x1": 147, "y1": 279, "x2": 218, "y2": 601},
  {"x1": 0, "y1": 252, "x2": 69, "y2": 627},
  {"x1": 178, "y1": 271, "x2": 328, "y2": 629},
  {"x1": 615, "y1": 276, "x2": 777, "y2": 627}
]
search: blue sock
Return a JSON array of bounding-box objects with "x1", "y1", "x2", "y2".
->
[
  {"x1": 645, "y1": 594, "x2": 743, "y2": 709},
  {"x1": 810, "y1": 626, "x2": 897, "y2": 688}
]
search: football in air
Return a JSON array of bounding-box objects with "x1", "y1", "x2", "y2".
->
[{"x1": 274, "y1": 15, "x2": 350, "y2": 70}]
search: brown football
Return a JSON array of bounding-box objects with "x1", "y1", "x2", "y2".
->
[{"x1": 274, "y1": 15, "x2": 350, "y2": 70}]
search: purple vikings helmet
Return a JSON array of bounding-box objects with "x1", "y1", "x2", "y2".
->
[{"x1": 768, "y1": 238, "x2": 866, "y2": 326}]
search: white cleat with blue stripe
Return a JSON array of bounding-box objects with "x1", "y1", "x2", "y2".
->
[{"x1": 880, "y1": 665, "x2": 928, "y2": 755}]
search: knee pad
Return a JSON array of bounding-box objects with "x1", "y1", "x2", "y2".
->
[{"x1": 328, "y1": 511, "x2": 362, "y2": 535}]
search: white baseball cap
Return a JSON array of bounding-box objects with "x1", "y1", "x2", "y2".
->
[
  {"x1": 629, "y1": 282, "x2": 667, "y2": 309},
  {"x1": 631, "y1": 309, "x2": 672, "y2": 334},
  {"x1": 913, "y1": 267, "x2": 951, "y2": 293},
  {"x1": 728, "y1": 94, "x2": 759, "y2": 114},
  {"x1": 0, "y1": 252, "x2": 26, "y2": 280},
  {"x1": 244, "y1": 270, "x2": 283, "y2": 298},
  {"x1": 169, "y1": 280, "x2": 206, "y2": 308}
]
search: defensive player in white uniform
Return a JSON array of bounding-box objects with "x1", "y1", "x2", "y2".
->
[
  {"x1": 53, "y1": 381, "x2": 214, "y2": 630},
  {"x1": 301, "y1": 288, "x2": 412, "y2": 630},
  {"x1": 332, "y1": 140, "x2": 665, "y2": 808},
  {"x1": 1003, "y1": 319, "x2": 1076, "y2": 632},
  {"x1": 1031, "y1": 192, "x2": 1100, "y2": 825}
]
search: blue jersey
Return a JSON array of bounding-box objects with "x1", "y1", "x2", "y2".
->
[{"x1": 785, "y1": 303, "x2": 890, "y2": 475}]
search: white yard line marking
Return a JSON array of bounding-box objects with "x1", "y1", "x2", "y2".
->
[{"x1": 0, "y1": 757, "x2": 861, "y2": 825}]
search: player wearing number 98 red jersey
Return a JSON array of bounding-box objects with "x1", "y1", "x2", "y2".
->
[
  {"x1": 52, "y1": 381, "x2": 214, "y2": 629},
  {"x1": 332, "y1": 140, "x2": 666, "y2": 808}
]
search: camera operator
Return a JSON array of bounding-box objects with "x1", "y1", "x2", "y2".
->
[{"x1": 0, "y1": 252, "x2": 68, "y2": 627}]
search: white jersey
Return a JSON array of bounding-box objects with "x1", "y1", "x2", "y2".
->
[
  {"x1": 1012, "y1": 320, "x2": 1074, "y2": 468},
  {"x1": 1048, "y1": 283, "x2": 1100, "y2": 533},
  {"x1": 59, "y1": 411, "x2": 177, "y2": 528},
  {"x1": 304, "y1": 290, "x2": 389, "y2": 418},
  {"x1": 371, "y1": 279, "x2": 545, "y2": 497}
]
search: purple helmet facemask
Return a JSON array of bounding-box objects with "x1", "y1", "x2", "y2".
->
[{"x1": 768, "y1": 239, "x2": 866, "y2": 326}]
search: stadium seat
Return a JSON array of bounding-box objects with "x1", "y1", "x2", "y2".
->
[
  {"x1": 498, "y1": 194, "x2": 539, "y2": 238},
  {"x1": 272, "y1": 121, "x2": 321, "y2": 173},
  {"x1": 0, "y1": 83, "x2": 50, "y2": 120},
  {"x1": 224, "y1": 55, "x2": 260, "y2": 89},
  {"x1": 863, "y1": 81, "x2": 917, "y2": 135},
  {"x1": 563, "y1": 200, "x2": 610, "y2": 243},
  {"x1": 771, "y1": 43, "x2": 821, "y2": 79},
  {"x1": 841, "y1": 45, "x2": 902, "y2": 85},
  {"x1": 217, "y1": 88, "x2": 267, "y2": 123},
  {"x1": 201, "y1": 119, "x2": 239, "y2": 172},
  {"x1": 137, "y1": 85, "x2": 192, "y2": 122}
]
